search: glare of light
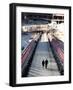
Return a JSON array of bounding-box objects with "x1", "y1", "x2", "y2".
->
[
  {"x1": 29, "y1": 40, "x2": 32, "y2": 42},
  {"x1": 24, "y1": 16, "x2": 27, "y2": 19}
]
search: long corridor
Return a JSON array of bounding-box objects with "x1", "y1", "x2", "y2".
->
[{"x1": 27, "y1": 33, "x2": 60, "y2": 77}]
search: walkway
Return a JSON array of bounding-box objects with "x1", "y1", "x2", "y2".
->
[{"x1": 27, "y1": 33, "x2": 60, "y2": 77}]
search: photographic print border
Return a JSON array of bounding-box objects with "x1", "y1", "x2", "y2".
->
[{"x1": 9, "y1": 3, "x2": 71, "y2": 87}]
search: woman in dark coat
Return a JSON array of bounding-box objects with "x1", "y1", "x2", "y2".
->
[
  {"x1": 45, "y1": 59, "x2": 48, "y2": 69},
  {"x1": 42, "y1": 60, "x2": 44, "y2": 67}
]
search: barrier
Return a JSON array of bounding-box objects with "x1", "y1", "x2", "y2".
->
[
  {"x1": 48, "y1": 38, "x2": 64, "y2": 75},
  {"x1": 21, "y1": 33, "x2": 42, "y2": 77}
]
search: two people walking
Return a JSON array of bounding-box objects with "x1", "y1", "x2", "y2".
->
[{"x1": 42, "y1": 59, "x2": 48, "y2": 69}]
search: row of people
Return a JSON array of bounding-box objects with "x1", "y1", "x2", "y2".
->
[{"x1": 42, "y1": 59, "x2": 49, "y2": 69}]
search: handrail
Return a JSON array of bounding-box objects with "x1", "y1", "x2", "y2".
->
[
  {"x1": 48, "y1": 37, "x2": 64, "y2": 64},
  {"x1": 21, "y1": 40, "x2": 34, "y2": 63}
]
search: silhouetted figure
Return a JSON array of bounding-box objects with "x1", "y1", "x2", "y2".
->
[
  {"x1": 42, "y1": 60, "x2": 44, "y2": 67},
  {"x1": 45, "y1": 59, "x2": 48, "y2": 69}
]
